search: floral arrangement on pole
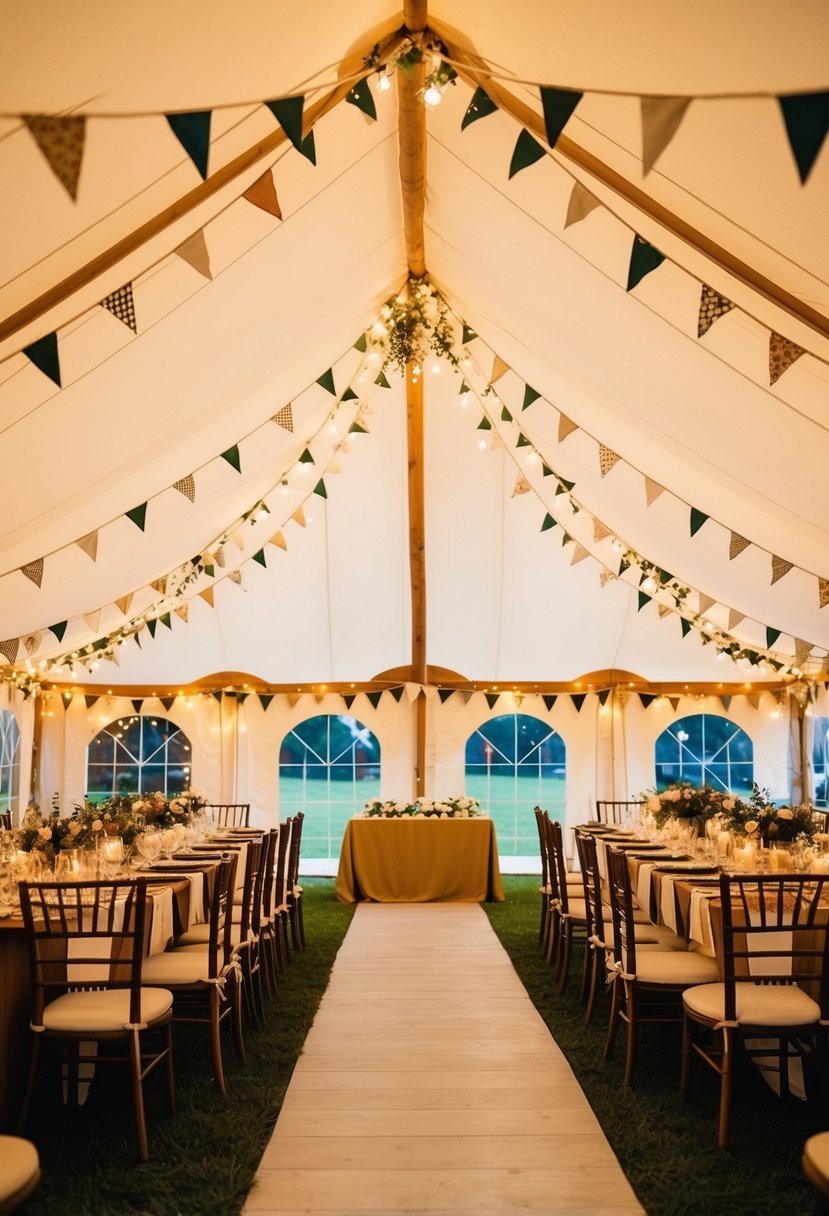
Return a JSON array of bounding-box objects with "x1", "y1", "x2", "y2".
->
[
  {"x1": 643, "y1": 783, "x2": 739, "y2": 831},
  {"x1": 369, "y1": 277, "x2": 460, "y2": 378},
  {"x1": 363, "y1": 796, "x2": 482, "y2": 819}
]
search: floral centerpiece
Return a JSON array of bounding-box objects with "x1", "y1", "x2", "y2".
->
[
  {"x1": 642, "y1": 783, "x2": 741, "y2": 832},
  {"x1": 718, "y1": 785, "x2": 817, "y2": 842},
  {"x1": 363, "y1": 796, "x2": 482, "y2": 819}
]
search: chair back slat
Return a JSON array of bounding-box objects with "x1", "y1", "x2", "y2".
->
[
  {"x1": 575, "y1": 830, "x2": 604, "y2": 944},
  {"x1": 205, "y1": 803, "x2": 250, "y2": 828},
  {"x1": 275, "y1": 818, "x2": 292, "y2": 908},
  {"x1": 606, "y1": 846, "x2": 639, "y2": 976},
  {"x1": 260, "y1": 828, "x2": 279, "y2": 922},
  {"x1": 595, "y1": 800, "x2": 643, "y2": 826},
  {"x1": 545, "y1": 817, "x2": 571, "y2": 914},
  {"x1": 533, "y1": 807, "x2": 549, "y2": 889},
  {"x1": 288, "y1": 812, "x2": 304, "y2": 890}
]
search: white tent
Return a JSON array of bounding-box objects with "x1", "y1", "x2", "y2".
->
[{"x1": 1, "y1": 2, "x2": 828, "y2": 828}]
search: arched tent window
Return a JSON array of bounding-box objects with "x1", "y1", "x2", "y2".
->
[
  {"x1": 279, "y1": 715, "x2": 380, "y2": 858},
  {"x1": 86, "y1": 715, "x2": 192, "y2": 802},
  {"x1": 812, "y1": 718, "x2": 829, "y2": 807},
  {"x1": 0, "y1": 710, "x2": 21, "y2": 818},
  {"x1": 655, "y1": 713, "x2": 754, "y2": 797},
  {"x1": 465, "y1": 714, "x2": 566, "y2": 855}
]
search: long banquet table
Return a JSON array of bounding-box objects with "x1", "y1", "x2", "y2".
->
[{"x1": 336, "y1": 816, "x2": 505, "y2": 903}]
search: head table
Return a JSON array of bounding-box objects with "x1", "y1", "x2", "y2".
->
[{"x1": 336, "y1": 815, "x2": 505, "y2": 903}]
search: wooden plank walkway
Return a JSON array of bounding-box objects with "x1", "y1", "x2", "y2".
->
[{"x1": 243, "y1": 903, "x2": 644, "y2": 1215}]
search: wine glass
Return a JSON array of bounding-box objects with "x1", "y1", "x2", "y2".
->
[
  {"x1": 140, "y1": 831, "x2": 162, "y2": 868},
  {"x1": 99, "y1": 836, "x2": 124, "y2": 880}
]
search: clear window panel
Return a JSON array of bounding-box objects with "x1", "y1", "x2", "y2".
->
[{"x1": 86, "y1": 717, "x2": 193, "y2": 799}]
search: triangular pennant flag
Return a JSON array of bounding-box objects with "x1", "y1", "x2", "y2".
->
[
  {"x1": 570, "y1": 693, "x2": 586, "y2": 712},
  {"x1": 563, "y1": 180, "x2": 601, "y2": 229},
  {"x1": 300, "y1": 129, "x2": 316, "y2": 163},
  {"x1": 639, "y1": 693, "x2": 657, "y2": 708},
  {"x1": 640, "y1": 96, "x2": 691, "y2": 174},
  {"x1": 746, "y1": 693, "x2": 761, "y2": 710},
  {"x1": 627, "y1": 235, "x2": 665, "y2": 291},
  {"x1": 657, "y1": 603, "x2": 671, "y2": 618},
  {"x1": 598, "y1": 444, "x2": 621, "y2": 477},
  {"x1": 252, "y1": 548, "x2": 267, "y2": 568},
  {"x1": 698, "y1": 284, "x2": 735, "y2": 338},
  {"x1": 165, "y1": 111, "x2": 211, "y2": 179},
  {"x1": 265, "y1": 96, "x2": 306, "y2": 153},
  {"x1": 83, "y1": 611, "x2": 100, "y2": 632},
  {"x1": 509, "y1": 128, "x2": 546, "y2": 178},
  {"x1": 729, "y1": 532, "x2": 751, "y2": 560},
  {"x1": 698, "y1": 593, "x2": 716, "y2": 614},
  {"x1": 349, "y1": 420, "x2": 368, "y2": 434},
  {"x1": 126, "y1": 503, "x2": 147, "y2": 531},
  {"x1": 779, "y1": 91, "x2": 829, "y2": 184},
  {"x1": 490, "y1": 432, "x2": 503, "y2": 451},
  {"x1": 221, "y1": 446, "x2": 241, "y2": 473},
  {"x1": 269, "y1": 531, "x2": 287, "y2": 550},
  {"x1": 23, "y1": 632, "x2": 42, "y2": 656},
  {"x1": 327, "y1": 456, "x2": 343, "y2": 474},
  {"x1": 461, "y1": 324, "x2": 477, "y2": 344},
  {"x1": 558, "y1": 413, "x2": 578, "y2": 442},
  {"x1": 228, "y1": 570, "x2": 243, "y2": 585},
  {"x1": 542, "y1": 694, "x2": 557, "y2": 712},
  {"x1": 343, "y1": 694, "x2": 356, "y2": 710},
  {"x1": 680, "y1": 617, "x2": 692, "y2": 638},
  {"x1": 644, "y1": 477, "x2": 665, "y2": 507},
  {"x1": 21, "y1": 558, "x2": 44, "y2": 588},
  {"x1": 404, "y1": 682, "x2": 421, "y2": 704},
  {"x1": 292, "y1": 506, "x2": 306, "y2": 528},
  {"x1": 477, "y1": 416, "x2": 491, "y2": 430},
  {"x1": 173, "y1": 474, "x2": 196, "y2": 502},
  {"x1": 769, "y1": 332, "x2": 805, "y2": 385},
  {"x1": 175, "y1": 229, "x2": 212, "y2": 280},
  {"x1": 24, "y1": 115, "x2": 86, "y2": 200},
  {"x1": 766, "y1": 626, "x2": 781, "y2": 648},
  {"x1": 159, "y1": 612, "x2": 172, "y2": 630},
  {"x1": 819, "y1": 578, "x2": 829, "y2": 609},
  {"x1": 597, "y1": 689, "x2": 611, "y2": 706},
  {"x1": 485, "y1": 693, "x2": 500, "y2": 710},
  {"x1": 258, "y1": 694, "x2": 274, "y2": 712},
  {"x1": 600, "y1": 570, "x2": 614, "y2": 588},
  {"x1": 540, "y1": 86, "x2": 583, "y2": 147},
  {"x1": 272, "y1": 404, "x2": 293, "y2": 430},
  {"x1": 690, "y1": 508, "x2": 708, "y2": 537},
  {"x1": 438, "y1": 688, "x2": 454, "y2": 703},
  {"x1": 720, "y1": 695, "x2": 732, "y2": 712},
  {"x1": 375, "y1": 371, "x2": 392, "y2": 388},
  {"x1": 130, "y1": 698, "x2": 143, "y2": 714},
  {"x1": 75, "y1": 531, "x2": 99, "y2": 561},
  {"x1": 345, "y1": 80, "x2": 377, "y2": 121},
  {"x1": 570, "y1": 544, "x2": 589, "y2": 565},
  {"x1": 159, "y1": 696, "x2": 176, "y2": 711},
  {"x1": 461, "y1": 86, "x2": 498, "y2": 130},
  {"x1": 516, "y1": 432, "x2": 531, "y2": 448},
  {"x1": 668, "y1": 696, "x2": 681, "y2": 711},
  {"x1": 366, "y1": 690, "x2": 383, "y2": 709},
  {"x1": 0, "y1": 639, "x2": 19, "y2": 664},
  {"x1": 541, "y1": 513, "x2": 557, "y2": 532},
  {"x1": 522, "y1": 385, "x2": 541, "y2": 410},
  {"x1": 512, "y1": 474, "x2": 531, "y2": 497},
  {"x1": 243, "y1": 170, "x2": 282, "y2": 219},
  {"x1": 199, "y1": 587, "x2": 215, "y2": 607},
  {"x1": 150, "y1": 578, "x2": 166, "y2": 594},
  {"x1": 637, "y1": 590, "x2": 651, "y2": 612},
  {"x1": 491, "y1": 355, "x2": 510, "y2": 382},
  {"x1": 100, "y1": 282, "x2": 137, "y2": 333},
  {"x1": 22, "y1": 333, "x2": 61, "y2": 387},
  {"x1": 173, "y1": 603, "x2": 188, "y2": 622},
  {"x1": 299, "y1": 447, "x2": 315, "y2": 464},
  {"x1": 84, "y1": 695, "x2": 99, "y2": 710},
  {"x1": 728, "y1": 609, "x2": 746, "y2": 630},
  {"x1": 353, "y1": 334, "x2": 367, "y2": 353},
  {"x1": 213, "y1": 547, "x2": 226, "y2": 567},
  {"x1": 593, "y1": 520, "x2": 612, "y2": 543},
  {"x1": 49, "y1": 622, "x2": 67, "y2": 643},
  {"x1": 771, "y1": 555, "x2": 793, "y2": 585},
  {"x1": 316, "y1": 368, "x2": 336, "y2": 395},
  {"x1": 795, "y1": 638, "x2": 813, "y2": 668}
]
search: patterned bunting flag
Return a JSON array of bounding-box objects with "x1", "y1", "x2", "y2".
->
[
  {"x1": 328, "y1": 456, "x2": 343, "y2": 474},
  {"x1": 657, "y1": 603, "x2": 671, "y2": 619},
  {"x1": 150, "y1": 578, "x2": 166, "y2": 594},
  {"x1": 729, "y1": 532, "x2": 751, "y2": 560},
  {"x1": 795, "y1": 638, "x2": 812, "y2": 668},
  {"x1": 76, "y1": 531, "x2": 99, "y2": 561},
  {"x1": 175, "y1": 230, "x2": 212, "y2": 280},
  {"x1": 598, "y1": 445, "x2": 620, "y2": 477},
  {"x1": 21, "y1": 559, "x2": 44, "y2": 588},
  {"x1": 640, "y1": 97, "x2": 691, "y2": 174},
  {"x1": 512, "y1": 474, "x2": 531, "y2": 497},
  {"x1": 490, "y1": 433, "x2": 503, "y2": 451},
  {"x1": 0, "y1": 639, "x2": 19, "y2": 664},
  {"x1": 243, "y1": 170, "x2": 282, "y2": 218},
  {"x1": 558, "y1": 413, "x2": 578, "y2": 442},
  {"x1": 819, "y1": 578, "x2": 829, "y2": 609},
  {"x1": 228, "y1": 570, "x2": 242, "y2": 586},
  {"x1": 23, "y1": 632, "x2": 42, "y2": 656},
  {"x1": 173, "y1": 475, "x2": 196, "y2": 502},
  {"x1": 175, "y1": 604, "x2": 189, "y2": 621},
  {"x1": 746, "y1": 693, "x2": 761, "y2": 711},
  {"x1": 100, "y1": 283, "x2": 138, "y2": 333},
  {"x1": 644, "y1": 478, "x2": 665, "y2": 507},
  {"x1": 272, "y1": 404, "x2": 294, "y2": 431},
  {"x1": 491, "y1": 356, "x2": 510, "y2": 382},
  {"x1": 771, "y1": 555, "x2": 794, "y2": 585},
  {"x1": 24, "y1": 115, "x2": 86, "y2": 199},
  {"x1": 769, "y1": 332, "x2": 805, "y2": 385},
  {"x1": 698, "y1": 284, "x2": 735, "y2": 338},
  {"x1": 563, "y1": 181, "x2": 600, "y2": 229}
]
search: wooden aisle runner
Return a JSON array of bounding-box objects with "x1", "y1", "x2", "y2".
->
[{"x1": 243, "y1": 903, "x2": 643, "y2": 1214}]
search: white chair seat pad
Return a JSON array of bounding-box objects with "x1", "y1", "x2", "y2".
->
[
  {"x1": 0, "y1": 1136, "x2": 39, "y2": 1200},
  {"x1": 804, "y1": 1132, "x2": 829, "y2": 1187},
  {"x1": 633, "y1": 923, "x2": 686, "y2": 948},
  {"x1": 683, "y1": 980, "x2": 821, "y2": 1027},
  {"x1": 562, "y1": 897, "x2": 587, "y2": 920},
  {"x1": 41, "y1": 987, "x2": 172, "y2": 1033},
  {"x1": 142, "y1": 950, "x2": 213, "y2": 986},
  {"x1": 176, "y1": 923, "x2": 211, "y2": 946},
  {"x1": 631, "y1": 950, "x2": 719, "y2": 985}
]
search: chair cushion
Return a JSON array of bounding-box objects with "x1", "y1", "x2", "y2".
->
[
  {"x1": 631, "y1": 950, "x2": 719, "y2": 986},
  {"x1": 176, "y1": 923, "x2": 211, "y2": 946},
  {"x1": 804, "y1": 1132, "x2": 829, "y2": 1190},
  {"x1": 141, "y1": 949, "x2": 212, "y2": 986},
  {"x1": 633, "y1": 923, "x2": 686, "y2": 948},
  {"x1": 0, "y1": 1136, "x2": 39, "y2": 1203},
  {"x1": 683, "y1": 981, "x2": 821, "y2": 1027},
  {"x1": 561, "y1": 897, "x2": 587, "y2": 921},
  {"x1": 40, "y1": 987, "x2": 172, "y2": 1033}
]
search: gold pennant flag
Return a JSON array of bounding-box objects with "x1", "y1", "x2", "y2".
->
[
  {"x1": 657, "y1": 603, "x2": 671, "y2": 619},
  {"x1": 292, "y1": 506, "x2": 306, "y2": 528},
  {"x1": 769, "y1": 332, "x2": 805, "y2": 385},
  {"x1": 746, "y1": 693, "x2": 761, "y2": 710},
  {"x1": 175, "y1": 604, "x2": 189, "y2": 621},
  {"x1": 795, "y1": 638, "x2": 813, "y2": 668},
  {"x1": 570, "y1": 543, "x2": 589, "y2": 565},
  {"x1": 598, "y1": 444, "x2": 620, "y2": 477},
  {"x1": 819, "y1": 578, "x2": 829, "y2": 609},
  {"x1": 327, "y1": 456, "x2": 343, "y2": 474},
  {"x1": 213, "y1": 547, "x2": 226, "y2": 568},
  {"x1": 115, "y1": 594, "x2": 133, "y2": 616},
  {"x1": 21, "y1": 558, "x2": 44, "y2": 588},
  {"x1": 771, "y1": 555, "x2": 793, "y2": 585},
  {"x1": 599, "y1": 570, "x2": 614, "y2": 588},
  {"x1": 728, "y1": 608, "x2": 746, "y2": 630},
  {"x1": 24, "y1": 115, "x2": 86, "y2": 200},
  {"x1": 272, "y1": 404, "x2": 294, "y2": 431},
  {"x1": 698, "y1": 592, "x2": 715, "y2": 614},
  {"x1": 640, "y1": 96, "x2": 691, "y2": 174},
  {"x1": 243, "y1": 170, "x2": 282, "y2": 219},
  {"x1": 512, "y1": 474, "x2": 531, "y2": 497},
  {"x1": 287, "y1": 692, "x2": 303, "y2": 707},
  {"x1": 23, "y1": 632, "x2": 42, "y2": 656},
  {"x1": 150, "y1": 578, "x2": 166, "y2": 595},
  {"x1": 76, "y1": 531, "x2": 99, "y2": 562},
  {"x1": 593, "y1": 520, "x2": 612, "y2": 543},
  {"x1": 558, "y1": 413, "x2": 578, "y2": 442},
  {"x1": 491, "y1": 355, "x2": 510, "y2": 383},
  {"x1": 0, "y1": 639, "x2": 18, "y2": 665},
  {"x1": 83, "y1": 611, "x2": 100, "y2": 632},
  {"x1": 175, "y1": 229, "x2": 213, "y2": 280},
  {"x1": 668, "y1": 695, "x2": 681, "y2": 711},
  {"x1": 644, "y1": 477, "x2": 665, "y2": 507},
  {"x1": 563, "y1": 180, "x2": 601, "y2": 229},
  {"x1": 490, "y1": 432, "x2": 503, "y2": 451},
  {"x1": 228, "y1": 570, "x2": 242, "y2": 585},
  {"x1": 173, "y1": 475, "x2": 196, "y2": 502},
  {"x1": 269, "y1": 530, "x2": 287, "y2": 550},
  {"x1": 199, "y1": 587, "x2": 215, "y2": 607},
  {"x1": 729, "y1": 532, "x2": 751, "y2": 560}
]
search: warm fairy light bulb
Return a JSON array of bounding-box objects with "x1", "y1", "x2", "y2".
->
[
  {"x1": 459, "y1": 393, "x2": 469, "y2": 407},
  {"x1": 478, "y1": 439, "x2": 487, "y2": 450},
  {"x1": 423, "y1": 85, "x2": 442, "y2": 107},
  {"x1": 373, "y1": 320, "x2": 387, "y2": 335},
  {"x1": 329, "y1": 422, "x2": 338, "y2": 434},
  {"x1": 641, "y1": 575, "x2": 657, "y2": 594},
  {"x1": 431, "y1": 361, "x2": 441, "y2": 374},
  {"x1": 378, "y1": 73, "x2": 392, "y2": 93}
]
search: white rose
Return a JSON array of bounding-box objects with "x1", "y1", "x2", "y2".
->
[
  {"x1": 92, "y1": 819, "x2": 103, "y2": 832},
  {"x1": 69, "y1": 821, "x2": 82, "y2": 836},
  {"x1": 744, "y1": 820, "x2": 759, "y2": 835},
  {"x1": 38, "y1": 827, "x2": 52, "y2": 841},
  {"x1": 440, "y1": 812, "x2": 449, "y2": 819},
  {"x1": 777, "y1": 808, "x2": 794, "y2": 820},
  {"x1": 722, "y1": 798, "x2": 736, "y2": 811},
  {"x1": 648, "y1": 796, "x2": 661, "y2": 813},
  {"x1": 394, "y1": 801, "x2": 407, "y2": 813}
]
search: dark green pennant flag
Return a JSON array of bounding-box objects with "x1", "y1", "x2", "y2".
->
[
  {"x1": 253, "y1": 548, "x2": 267, "y2": 567},
  {"x1": 342, "y1": 386, "x2": 358, "y2": 401},
  {"x1": 659, "y1": 569, "x2": 673, "y2": 584},
  {"x1": 316, "y1": 368, "x2": 336, "y2": 395},
  {"x1": 349, "y1": 420, "x2": 367, "y2": 433},
  {"x1": 509, "y1": 128, "x2": 546, "y2": 178},
  {"x1": 265, "y1": 96, "x2": 305, "y2": 152},
  {"x1": 49, "y1": 621, "x2": 67, "y2": 643},
  {"x1": 313, "y1": 480, "x2": 327, "y2": 499},
  {"x1": 203, "y1": 564, "x2": 214, "y2": 578},
  {"x1": 147, "y1": 618, "x2": 157, "y2": 638},
  {"x1": 541, "y1": 463, "x2": 554, "y2": 477},
  {"x1": 165, "y1": 111, "x2": 212, "y2": 179},
  {"x1": 131, "y1": 699, "x2": 143, "y2": 713},
  {"x1": 343, "y1": 694, "x2": 356, "y2": 710},
  {"x1": 221, "y1": 446, "x2": 241, "y2": 473},
  {"x1": 500, "y1": 405, "x2": 513, "y2": 421},
  {"x1": 476, "y1": 416, "x2": 491, "y2": 430},
  {"x1": 459, "y1": 381, "x2": 470, "y2": 395},
  {"x1": 375, "y1": 371, "x2": 391, "y2": 388},
  {"x1": 542, "y1": 694, "x2": 557, "y2": 712},
  {"x1": 522, "y1": 384, "x2": 541, "y2": 410},
  {"x1": 353, "y1": 333, "x2": 367, "y2": 352},
  {"x1": 209, "y1": 691, "x2": 222, "y2": 704},
  {"x1": 236, "y1": 692, "x2": 249, "y2": 703},
  {"x1": 690, "y1": 507, "x2": 708, "y2": 536},
  {"x1": 23, "y1": 332, "x2": 61, "y2": 387},
  {"x1": 390, "y1": 686, "x2": 404, "y2": 702},
  {"x1": 598, "y1": 689, "x2": 610, "y2": 706},
  {"x1": 485, "y1": 693, "x2": 500, "y2": 709},
  {"x1": 299, "y1": 447, "x2": 314, "y2": 464},
  {"x1": 159, "y1": 613, "x2": 172, "y2": 630},
  {"x1": 133, "y1": 632, "x2": 142, "y2": 648},
  {"x1": 638, "y1": 693, "x2": 657, "y2": 708},
  {"x1": 366, "y1": 690, "x2": 383, "y2": 709},
  {"x1": 461, "y1": 86, "x2": 498, "y2": 130},
  {"x1": 619, "y1": 557, "x2": 630, "y2": 575},
  {"x1": 345, "y1": 81, "x2": 377, "y2": 121},
  {"x1": 540, "y1": 86, "x2": 583, "y2": 147},
  {"x1": 766, "y1": 626, "x2": 781, "y2": 648},
  {"x1": 516, "y1": 432, "x2": 531, "y2": 447},
  {"x1": 438, "y1": 688, "x2": 454, "y2": 703},
  {"x1": 680, "y1": 617, "x2": 692, "y2": 638},
  {"x1": 638, "y1": 591, "x2": 651, "y2": 612},
  {"x1": 126, "y1": 503, "x2": 147, "y2": 531},
  {"x1": 720, "y1": 694, "x2": 732, "y2": 711},
  {"x1": 779, "y1": 91, "x2": 829, "y2": 183},
  {"x1": 541, "y1": 513, "x2": 557, "y2": 532},
  {"x1": 300, "y1": 129, "x2": 316, "y2": 165},
  {"x1": 571, "y1": 693, "x2": 586, "y2": 712},
  {"x1": 627, "y1": 236, "x2": 665, "y2": 291},
  {"x1": 258, "y1": 694, "x2": 274, "y2": 712},
  {"x1": 461, "y1": 324, "x2": 477, "y2": 344},
  {"x1": 84, "y1": 695, "x2": 99, "y2": 710}
]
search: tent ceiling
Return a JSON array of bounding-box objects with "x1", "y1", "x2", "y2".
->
[{"x1": 0, "y1": 3, "x2": 827, "y2": 688}]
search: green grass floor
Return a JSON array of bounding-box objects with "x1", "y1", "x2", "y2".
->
[{"x1": 484, "y1": 876, "x2": 824, "y2": 1216}]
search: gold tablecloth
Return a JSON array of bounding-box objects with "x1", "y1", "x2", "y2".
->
[{"x1": 335, "y1": 817, "x2": 505, "y2": 903}]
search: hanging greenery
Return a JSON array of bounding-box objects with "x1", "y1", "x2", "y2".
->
[{"x1": 373, "y1": 277, "x2": 460, "y2": 376}]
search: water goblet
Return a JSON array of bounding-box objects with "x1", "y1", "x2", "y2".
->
[{"x1": 99, "y1": 836, "x2": 124, "y2": 880}]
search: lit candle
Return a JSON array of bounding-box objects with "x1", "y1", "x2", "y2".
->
[
  {"x1": 717, "y1": 832, "x2": 731, "y2": 857},
  {"x1": 734, "y1": 841, "x2": 756, "y2": 871}
]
